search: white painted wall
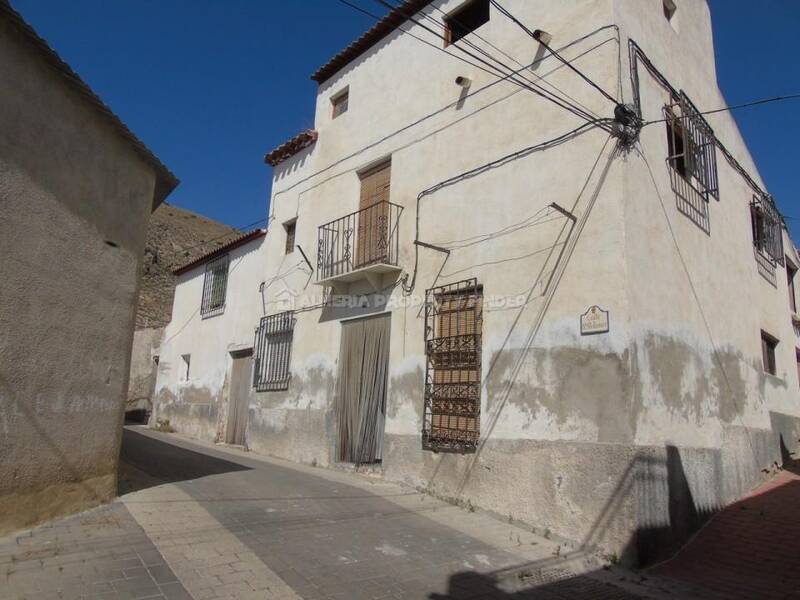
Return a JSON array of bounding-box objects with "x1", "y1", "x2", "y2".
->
[{"x1": 153, "y1": 0, "x2": 800, "y2": 564}]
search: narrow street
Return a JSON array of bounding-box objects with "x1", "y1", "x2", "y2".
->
[
  {"x1": 1, "y1": 427, "x2": 656, "y2": 600},
  {"x1": 3, "y1": 426, "x2": 797, "y2": 600}
]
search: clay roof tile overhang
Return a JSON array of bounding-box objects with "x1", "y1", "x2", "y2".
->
[
  {"x1": 263, "y1": 129, "x2": 318, "y2": 167},
  {"x1": 172, "y1": 228, "x2": 266, "y2": 276},
  {"x1": 1, "y1": 2, "x2": 179, "y2": 210},
  {"x1": 311, "y1": 0, "x2": 435, "y2": 84}
]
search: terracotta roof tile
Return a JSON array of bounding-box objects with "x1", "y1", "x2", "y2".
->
[
  {"x1": 172, "y1": 228, "x2": 266, "y2": 275},
  {"x1": 312, "y1": 0, "x2": 434, "y2": 83},
  {"x1": 263, "y1": 129, "x2": 318, "y2": 167}
]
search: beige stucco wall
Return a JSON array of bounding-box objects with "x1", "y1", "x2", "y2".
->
[
  {"x1": 153, "y1": 0, "x2": 799, "y2": 565},
  {"x1": 0, "y1": 16, "x2": 159, "y2": 535},
  {"x1": 127, "y1": 327, "x2": 164, "y2": 414},
  {"x1": 152, "y1": 236, "x2": 268, "y2": 443}
]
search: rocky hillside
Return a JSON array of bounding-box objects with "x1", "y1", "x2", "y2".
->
[{"x1": 135, "y1": 203, "x2": 240, "y2": 329}]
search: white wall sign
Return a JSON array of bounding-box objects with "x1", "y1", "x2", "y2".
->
[{"x1": 580, "y1": 305, "x2": 609, "y2": 335}]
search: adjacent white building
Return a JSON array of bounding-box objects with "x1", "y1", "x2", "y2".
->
[{"x1": 153, "y1": 0, "x2": 800, "y2": 565}]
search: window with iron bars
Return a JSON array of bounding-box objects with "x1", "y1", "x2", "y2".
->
[
  {"x1": 422, "y1": 279, "x2": 483, "y2": 453},
  {"x1": 751, "y1": 193, "x2": 784, "y2": 266},
  {"x1": 664, "y1": 92, "x2": 719, "y2": 202},
  {"x1": 200, "y1": 255, "x2": 229, "y2": 318},
  {"x1": 253, "y1": 311, "x2": 295, "y2": 392}
]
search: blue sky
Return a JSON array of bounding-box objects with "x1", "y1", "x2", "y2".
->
[{"x1": 11, "y1": 0, "x2": 800, "y2": 240}]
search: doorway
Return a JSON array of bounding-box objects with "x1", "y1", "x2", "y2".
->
[
  {"x1": 335, "y1": 314, "x2": 391, "y2": 464},
  {"x1": 356, "y1": 160, "x2": 391, "y2": 268},
  {"x1": 225, "y1": 349, "x2": 253, "y2": 446}
]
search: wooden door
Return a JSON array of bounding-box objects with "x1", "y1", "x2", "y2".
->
[
  {"x1": 335, "y1": 314, "x2": 391, "y2": 464},
  {"x1": 225, "y1": 351, "x2": 252, "y2": 445},
  {"x1": 356, "y1": 161, "x2": 391, "y2": 268}
]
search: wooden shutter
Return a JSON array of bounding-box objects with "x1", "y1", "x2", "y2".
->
[
  {"x1": 423, "y1": 280, "x2": 482, "y2": 452},
  {"x1": 356, "y1": 161, "x2": 391, "y2": 268}
]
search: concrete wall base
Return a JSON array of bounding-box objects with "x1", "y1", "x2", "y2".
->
[{"x1": 0, "y1": 473, "x2": 116, "y2": 537}]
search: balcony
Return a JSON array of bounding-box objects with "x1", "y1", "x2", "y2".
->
[{"x1": 316, "y1": 201, "x2": 403, "y2": 291}]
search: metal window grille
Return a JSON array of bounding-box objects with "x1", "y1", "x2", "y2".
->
[
  {"x1": 200, "y1": 255, "x2": 229, "y2": 318},
  {"x1": 751, "y1": 193, "x2": 784, "y2": 266},
  {"x1": 253, "y1": 311, "x2": 295, "y2": 392},
  {"x1": 664, "y1": 91, "x2": 719, "y2": 202},
  {"x1": 422, "y1": 278, "x2": 483, "y2": 453}
]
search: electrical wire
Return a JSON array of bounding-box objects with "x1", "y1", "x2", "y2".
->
[
  {"x1": 642, "y1": 93, "x2": 800, "y2": 126},
  {"x1": 402, "y1": 118, "x2": 610, "y2": 293},
  {"x1": 414, "y1": 0, "x2": 602, "y2": 120},
  {"x1": 334, "y1": 0, "x2": 511, "y2": 83},
  {"x1": 158, "y1": 216, "x2": 267, "y2": 265},
  {"x1": 272, "y1": 23, "x2": 619, "y2": 210},
  {"x1": 489, "y1": 0, "x2": 618, "y2": 105},
  {"x1": 360, "y1": 0, "x2": 608, "y2": 128}
]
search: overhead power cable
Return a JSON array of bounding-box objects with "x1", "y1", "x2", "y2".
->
[
  {"x1": 642, "y1": 93, "x2": 800, "y2": 126},
  {"x1": 413, "y1": 0, "x2": 601, "y2": 120},
  {"x1": 357, "y1": 0, "x2": 608, "y2": 128},
  {"x1": 334, "y1": 0, "x2": 515, "y2": 84},
  {"x1": 489, "y1": 0, "x2": 618, "y2": 105},
  {"x1": 402, "y1": 118, "x2": 611, "y2": 293},
  {"x1": 159, "y1": 216, "x2": 267, "y2": 264}
]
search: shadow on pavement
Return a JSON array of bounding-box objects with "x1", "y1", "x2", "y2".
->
[
  {"x1": 118, "y1": 427, "x2": 251, "y2": 494},
  {"x1": 430, "y1": 569, "x2": 642, "y2": 599}
]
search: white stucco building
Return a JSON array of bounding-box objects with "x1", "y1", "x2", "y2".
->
[{"x1": 153, "y1": 0, "x2": 800, "y2": 564}]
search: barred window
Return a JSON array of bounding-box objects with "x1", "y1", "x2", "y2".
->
[
  {"x1": 253, "y1": 311, "x2": 295, "y2": 391},
  {"x1": 423, "y1": 279, "x2": 483, "y2": 453},
  {"x1": 201, "y1": 255, "x2": 229, "y2": 317},
  {"x1": 751, "y1": 193, "x2": 784, "y2": 266},
  {"x1": 665, "y1": 92, "x2": 719, "y2": 201}
]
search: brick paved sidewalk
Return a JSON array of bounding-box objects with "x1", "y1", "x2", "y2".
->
[
  {"x1": 653, "y1": 461, "x2": 800, "y2": 599},
  {"x1": 1, "y1": 427, "x2": 684, "y2": 600},
  {"x1": 0, "y1": 501, "x2": 191, "y2": 600}
]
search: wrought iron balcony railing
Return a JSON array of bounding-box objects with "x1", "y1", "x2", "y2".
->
[{"x1": 317, "y1": 200, "x2": 402, "y2": 283}]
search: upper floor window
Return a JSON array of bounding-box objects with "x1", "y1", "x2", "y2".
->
[
  {"x1": 664, "y1": 92, "x2": 719, "y2": 201},
  {"x1": 663, "y1": 0, "x2": 677, "y2": 28},
  {"x1": 284, "y1": 220, "x2": 296, "y2": 254},
  {"x1": 750, "y1": 193, "x2": 784, "y2": 266},
  {"x1": 788, "y1": 260, "x2": 798, "y2": 314},
  {"x1": 181, "y1": 354, "x2": 191, "y2": 381},
  {"x1": 253, "y1": 311, "x2": 295, "y2": 392},
  {"x1": 201, "y1": 255, "x2": 229, "y2": 318},
  {"x1": 761, "y1": 330, "x2": 778, "y2": 376},
  {"x1": 444, "y1": 0, "x2": 490, "y2": 46},
  {"x1": 331, "y1": 87, "x2": 349, "y2": 119}
]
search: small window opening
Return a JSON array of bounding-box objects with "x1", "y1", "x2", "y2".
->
[
  {"x1": 331, "y1": 88, "x2": 349, "y2": 119},
  {"x1": 284, "y1": 220, "x2": 296, "y2": 254},
  {"x1": 253, "y1": 311, "x2": 295, "y2": 392},
  {"x1": 750, "y1": 194, "x2": 784, "y2": 266},
  {"x1": 444, "y1": 0, "x2": 490, "y2": 46},
  {"x1": 663, "y1": 0, "x2": 677, "y2": 23},
  {"x1": 201, "y1": 255, "x2": 229, "y2": 318},
  {"x1": 761, "y1": 331, "x2": 778, "y2": 376},
  {"x1": 181, "y1": 354, "x2": 191, "y2": 381},
  {"x1": 788, "y1": 261, "x2": 798, "y2": 314},
  {"x1": 666, "y1": 116, "x2": 687, "y2": 178},
  {"x1": 796, "y1": 349, "x2": 800, "y2": 388},
  {"x1": 664, "y1": 93, "x2": 719, "y2": 201}
]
